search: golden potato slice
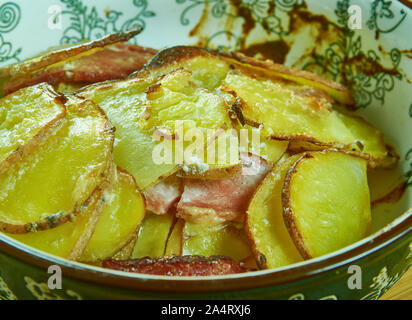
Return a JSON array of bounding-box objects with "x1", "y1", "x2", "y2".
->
[
  {"x1": 8, "y1": 172, "x2": 111, "y2": 260},
  {"x1": 224, "y1": 72, "x2": 394, "y2": 167},
  {"x1": 182, "y1": 222, "x2": 252, "y2": 262},
  {"x1": 79, "y1": 69, "x2": 234, "y2": 188},
  {"x1": 0, "y1": 96, "x2": 114, "y2": 234},
  {"x1": 0, "y1": 83, "x2": 65, "y2": 175},
  {"x1": 135, "y1": 46, "x2": 354, "y2": 106},
  {"x1": 165, "y1": 218, "x2": 185, "y2": 256},
  {"x1": 131, "y1": 212, "x2": 175, "y2": 258},
  {"x1": 0, "y1": 28, "x2": 142, "y2": 79},
  {"x1": 282, "y1": 151, "x2": 371, "y2": 259},
  {"x1": 135, "y1": 46, "x2": 394, "y2": 168},
  {"x1": 246, "y1": 155, "x2": 303, "y2": 269},
  {"x1": 78, "y1": 77, "x2": 176, "y2": 189},
  {"x1": 80, "y1": 167, "x2": 145, "y2": 262}
]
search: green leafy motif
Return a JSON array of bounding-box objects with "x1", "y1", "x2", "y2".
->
[
  {"x1": 367, "y1": 0, "x2": 407, "y2": 36},
  {"x1": 303, "y1": 0, "x2": 404, "y2": 109},
  {"x1": 60, "y1": 0, "x2": 155, "y2": 44},
  {"x1": 0, "y1": 2, "x2": 21, "y2": 65}
]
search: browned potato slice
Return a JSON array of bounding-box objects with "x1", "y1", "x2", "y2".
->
[
  {"x1": 135, "y1": 46, "x2": 354, "y2": 106},
  {"x1": 223, "y1": 72, "x2": 394, "y2": 167},
  {"x1": 132, "y1": 212, "x2": 175, "y2": 258},
  {"x1": 283, "y1": 151, "x2": 371, "y2": 259},
  {"x1": 0, "y1": 83, "x2": 65, "y2": 175},
  {"x1": 80, "y1": 167, "x2": 145, "y2": 262},
  {"x1": 246, "y1": 155, "x2": 303, "y2": 269},
  {"x1": 165, "y1": 219, "x2": 185, "y2": 256},
  {"x1": 182, "y1": 222, "x2": 252, "y2": 262},
  {"x1": 135, "y1": 46, "x2": 394, "y2": 168},
  {"x1": 0, "y1": 28, "x2": 142, "y2": 79},
  {"x1": 79, "y1": 69, "x2": 234, "y2": 188},
  {"x1": 0, "y1": 95, "x2": 114, "y2": 234},
  {"x1": 8, "y1": 184, "x2": 106, "y2": 260}
]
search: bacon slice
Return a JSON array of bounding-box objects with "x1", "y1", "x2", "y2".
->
[
  {"x1": 4, "y1": 43, "x2": 157, "y2": 95},
  {"x1": 176, "y1": 153, "x2": 272, "y2": 224},
  {"x1": 143, "y1": 175, "x2": 182, "y2": 215},
  {"x1": 102, "y1": 255, "x2": 251, "y2": 276}
]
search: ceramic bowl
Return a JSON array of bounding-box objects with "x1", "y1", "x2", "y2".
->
[{"x1": 0, "y1": 0, "x2": 411, "y2": 300}]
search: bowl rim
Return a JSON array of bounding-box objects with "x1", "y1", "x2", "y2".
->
[{"x1": 0, "y1": 208, "x2": 410, "y2": 294}]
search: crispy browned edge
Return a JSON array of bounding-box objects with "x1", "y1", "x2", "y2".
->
[
  {"x1": 0, "y1": 96, "x2": 116, "y2": 234},
  {"x1": 132, "y1": 45, "x2": 354, "y2": 107},
  {"x1": 244, "y1": 154, "x2": 302, "y2": 269},
  {"x1": 84, "y1": 166, "x2": 146, "y2": 262},
  {"x1": 133, "y1": 46, "x2": 397, "y2": 168},
  {"x1": 67, "y1": 162, "x2": 116, "y2": 261},
  {"x1": 0, "y1": 83, "x2": 66, "y2": 176},
  {"x1": 0, "y1": 28, "x2": 143, "y2": 79},
  {"x1": 282, "y1": 152, "x2": 319, "y2": 260},
  {"x1": 227, "y1": 82, "x2": 396, "y2": 168}
]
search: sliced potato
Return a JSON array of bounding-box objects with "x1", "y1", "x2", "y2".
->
[
  {"x1": 0, "y1": 83, "x2": 65, "y2": 175},
  {"x1": 132, "y1": 212, "x2": 175, "y2": 258},
  {"x1": 9, "y1": 175, "x2": 110, "y2": 260},
  {"x1": 135, "y1": 46, "x2": 354, "y2": 106},
  {"x1": 143, "y1": 69, "x2": 232, "y2": 132},
  {"x1": 135, "y1": 46, "x2": 394, "y2": 168},
  {"x1": 79, "y1": 69, "x2": 234, "y2": 188},
  {"x1": 0, "y1": 95, "x2": 114, "y2": 234},
  {"x1": 165, "y1": 218, "x2": 185, "y2": 256},
  {"x1": 0, "y1": 28, "x2": 142, "y2": 79},
  {"x1": 80, "y1": 167, "x2": 145, "y2": 262},
  {"x1": 246, "y1": 155, "x2": 303, "y2": 269},
  {"x1": 282, "y1": 151, "x2": 371, "y2": 259},
  {"x1": 182, "y1": 222, "x2": 252, "y2": 262},
  {"x1": 78, "y1": 77, "x2": 176, "y2": 189}
]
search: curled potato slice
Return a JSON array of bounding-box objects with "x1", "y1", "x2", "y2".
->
[
  {"x1": 182, "y1": 222, "x2": 252, "y2": 262},
  {"x1": 246, "y1": 155, "x2": 303, "y2": 269},
  {"x1": 282, "y1": 151, "x2": 371, "y2": 259},
  {"x1": 132, "y1": 212, "x2": 175, "y2": 258},
  {"x1": 80, "y1": 167, "x2": 145, "y2": 262},
  {"x1": 0, "y1": 95, "x2": 114, "y2": 234},
  {"x1": 0, "y1": 29, "x2": 142, "y2": 79},
  {"x1": 0, "y1": 83, "x2": 66, "y2": 175}
]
